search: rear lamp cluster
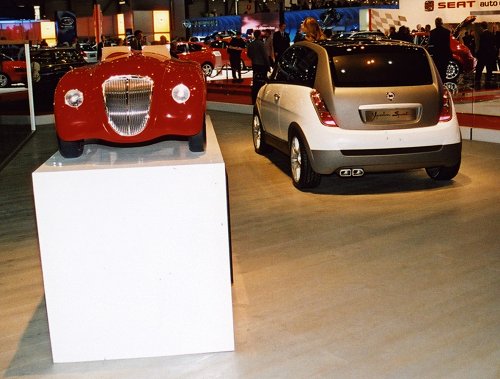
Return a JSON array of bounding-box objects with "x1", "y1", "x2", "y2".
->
[
  {"x1": 439, "y1": 86, "x2": 453, "y2": 122},
  {"x1": 311, "y1": 89, "x2": 338, "y2": 127}
]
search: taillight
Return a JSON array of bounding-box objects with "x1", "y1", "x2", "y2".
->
[
  {"x1": 311, "y1": 89, "x2": 338, "y2": 127},
  {"x1": 439, "y1": 86, "x2": 453, "y2": 122}
]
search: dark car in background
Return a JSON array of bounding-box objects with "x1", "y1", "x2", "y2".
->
[
  {"x1": 80, "y1": 43, "x2": 98, "y2": 64},
  {"x1": 30, "y1": 47, "x2": 87, "y2": 82},
  {"x1": 29, "y1": 47, "x2": 87, "y2": 111},
  {"x1": 332, "y1": 31, "x2": 386, "y2": 40}
]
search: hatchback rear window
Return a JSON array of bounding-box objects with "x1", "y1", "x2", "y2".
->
[{"x1": 327, "y1": 45, "x2": 433, "y2": 87}]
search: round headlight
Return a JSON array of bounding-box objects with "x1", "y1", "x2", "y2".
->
[
  {"x1": 64, "y1": 89, "x2": 84, "y2": 108},
  {"x1": 172, "y1": 84, "x2": 190, "y2": 104}
]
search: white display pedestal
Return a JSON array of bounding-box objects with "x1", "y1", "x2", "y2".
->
[{"x1": 32, "y1": 116, "x2": 234, "y2": 363}]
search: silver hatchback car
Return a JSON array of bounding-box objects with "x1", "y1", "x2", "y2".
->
[{"x1": 253, "y1": 39, "x2": 461, "y2": 189}]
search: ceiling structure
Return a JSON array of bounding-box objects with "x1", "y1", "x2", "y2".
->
[
  {"x1": 0, "y1": 0, "x2": 170, "y2": 19},
  {"x1": 1, "y1": 0, "x2": 38, "y2": 19}
]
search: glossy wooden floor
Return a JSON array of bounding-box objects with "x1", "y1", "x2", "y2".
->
[{"x1": 1, "y1": 111, "x2": 499, "y2": 378}]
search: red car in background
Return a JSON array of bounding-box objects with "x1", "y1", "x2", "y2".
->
[
  {"x1": 171, "y1": 42, "x2": 222, "y2": 77},
  {"x1": 0, "y1": 53, "x2": 27, "y2": 88},
  {"x1": 206, "y1": 40, "x2": 252, "y2": 70},
  {"x1": 416, "y1": 16, "x2": 476, "y2": 83},
  {"x1": 54, "y1": 46, "x2": 207, "y2": 158}
]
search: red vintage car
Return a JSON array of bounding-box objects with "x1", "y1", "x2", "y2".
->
[
  {"x1": 170, "y1": 42, "x2": 222, "y2": 77},
  {"x1": 54, "y1": 46, "x2": 207, "y2": 158},
  {"x1": 0, "y1": 53, "x2": 27, "y2": 88}
]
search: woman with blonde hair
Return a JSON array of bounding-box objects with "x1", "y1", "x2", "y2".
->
[{"x1": 301, "y1": 17, "x2": 327, "y2": 42}]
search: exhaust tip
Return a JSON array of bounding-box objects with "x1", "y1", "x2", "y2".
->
[
  {"x1": 338, "y1": 168, "x2": 364, "y2": 178},
  {"x1": 339, "y1": 168, "x2": 351, "y2": 177},
  {"x1": 352, "y1": 168, "x2": 364, "y2": 177}
]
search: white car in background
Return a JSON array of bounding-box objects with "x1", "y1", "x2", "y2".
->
[
  {"x1": 80, "y1": 43, "x2": 98, "y2": 63},
  {"x1": 253, "y1": 40, "x2": 461, "y2": 189}
]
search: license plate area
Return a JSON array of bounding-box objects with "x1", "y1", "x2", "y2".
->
[{"x1": 359, "y1": 104, "x2": 422, "y2": 124}]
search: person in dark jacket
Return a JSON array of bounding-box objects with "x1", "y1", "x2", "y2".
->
[
  {"x1": 273, "y1": 23, "x2": 290, "y2": 62},
  {"x1": 228, "y1": 31, "x2": 246, "y2": 82},
  {"x1": 474, "y1": 22, "x2": 497, "y2": 89},
  {"x1": 387, "y1": 26, "x2": 397, "y2": 39},
  {"x1": 495, "y1": 27, "x2": 500, "y2": 71},
  {"x1": 129, "y1": 30, "x2": 143, "y2": 51},
  {"x1": 428, "y1": 17, "x2": 452, "y2": 81},
  {"x1": 97, "y1": 35, "x2": 105, "y2": 60},
  {"x1": 247, "y1": 30, "x2": 270, "y2": 103}
]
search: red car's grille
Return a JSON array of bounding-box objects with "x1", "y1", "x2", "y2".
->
[{"x1": 102, "y1": 75, "x2": 153, "y2": 136}]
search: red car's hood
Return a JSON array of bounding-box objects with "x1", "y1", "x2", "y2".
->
[{"x1": 77, "y1": 52, "x2": 197, "y2": 82}]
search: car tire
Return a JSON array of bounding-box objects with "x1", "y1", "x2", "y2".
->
[
  {"x1": 201, "y1": 62, "x2": 213, "y2": 77},
  {"x1": 252, "y1": 109, "x2": 271, "y2": 154},
  {"x1": 289, "y1": 133, "x2": 321, "y2": 189},
  {"x1": 445, "y1": 60, "x2": 461, "y2": 82},
  {"x1": 57, "y1": 137, "x2": 84, "y2": 158},
  {"x1": 189, "y1": 119, "x2": 206, "y2": 152},
  {"x1": 0, "y1": 72, "x2": 11, "y2": 88},
  {"x1": 425, "y1": 159, "x2": 460, "y2": 180}
]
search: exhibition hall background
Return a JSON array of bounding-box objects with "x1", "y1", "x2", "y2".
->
[{"x1": 0, "y1": 0, "x2": 499, "y2": 168}]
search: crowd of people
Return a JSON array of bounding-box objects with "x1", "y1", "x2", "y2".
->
[
  {"x1": 64, "y1": 13, "x2": 499, "y2": 93},
  {"x1": 242, "y1": 16, "x2": 499, "y2": 93},
  {"x1": 386, "y1": 19, "x2": 499, "y2": 89}
]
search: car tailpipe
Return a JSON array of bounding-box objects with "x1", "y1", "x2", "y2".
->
[{"x1": 338, "y1": 168, "x2": 365, "y2": 177}]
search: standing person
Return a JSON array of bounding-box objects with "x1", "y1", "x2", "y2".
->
[
  {"x1": 97, "y1": 35, "x2": 105, "y2": 60},
  {"x1": 493, "y1": 23, "x2": 500, "y2": 70},
  {"x1": 462, "y1": 31, "x2": 475, "y2": 55},
  {"x1": 428, "y1": 17, "x2": 452, "y2": 82},
  {"x1": 264, "y1": 29, "x2": 275, "y2": 67},
  {"x1": 396, "y1": 25, "x2": 413, "y2": 43},
  {"x1": 475, "y1": 21, "x2": 497, "y2": 89},
  {"x1": 388, "y1": 26, "x2": 397, "y2": 39},
  {"x1": 247, "y1": 30, "x2": 270, "y2": 103},
  {"x1": 227, "y1": 31, "x2": 246, "y2": 82},
  {"x1": 294, "y1": 25, "x2": 305, "y2": 43},
  {"x1": 495, "y1": 24, "x2": 500, "y2": 70},
  {"x1": 273, "y1": 23, "x2": 290, "y2": 62},
  {"x1": 71, "y1": 37, "x2": 81, "y2": 51},
  {"x1": 129, "y1": 30, "x2": 143, "y2": 50},
  {"x1": 300, "y1": 17, "x2": 326, "y2": 42},
  {"x1": 169, "y1": 41, "x2": 178, "y2": 58}
]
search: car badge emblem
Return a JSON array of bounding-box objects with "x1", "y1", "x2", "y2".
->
[{"x1": 386, "y1": 92, "x2": 395, "y2": 101}]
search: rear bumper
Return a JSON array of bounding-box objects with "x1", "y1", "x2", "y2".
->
[{"x1": 310, "y1": 142, "x2": 462, "y2": 175}]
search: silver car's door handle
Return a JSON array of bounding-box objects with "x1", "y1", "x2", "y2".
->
[{"x1": 274, "y1": 93, "x2": 280, "y2": 102}]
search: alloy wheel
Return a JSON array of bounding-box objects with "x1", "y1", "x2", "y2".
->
[
  {"x1": 0, "y1": 74, "x2": 8, "y2": 88},
  {"x1": 290, "y1": 136, "x2": 302, "y2": 183},
  {"x1": 201, "y1": 63, "x2": 213, "y2": 77},
  {"x1": 446, "y1": 60, "x2": 460, "y2": 81},
  {"x1": 252, "y1": 115, "x2": 262, "y2": 150}
]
